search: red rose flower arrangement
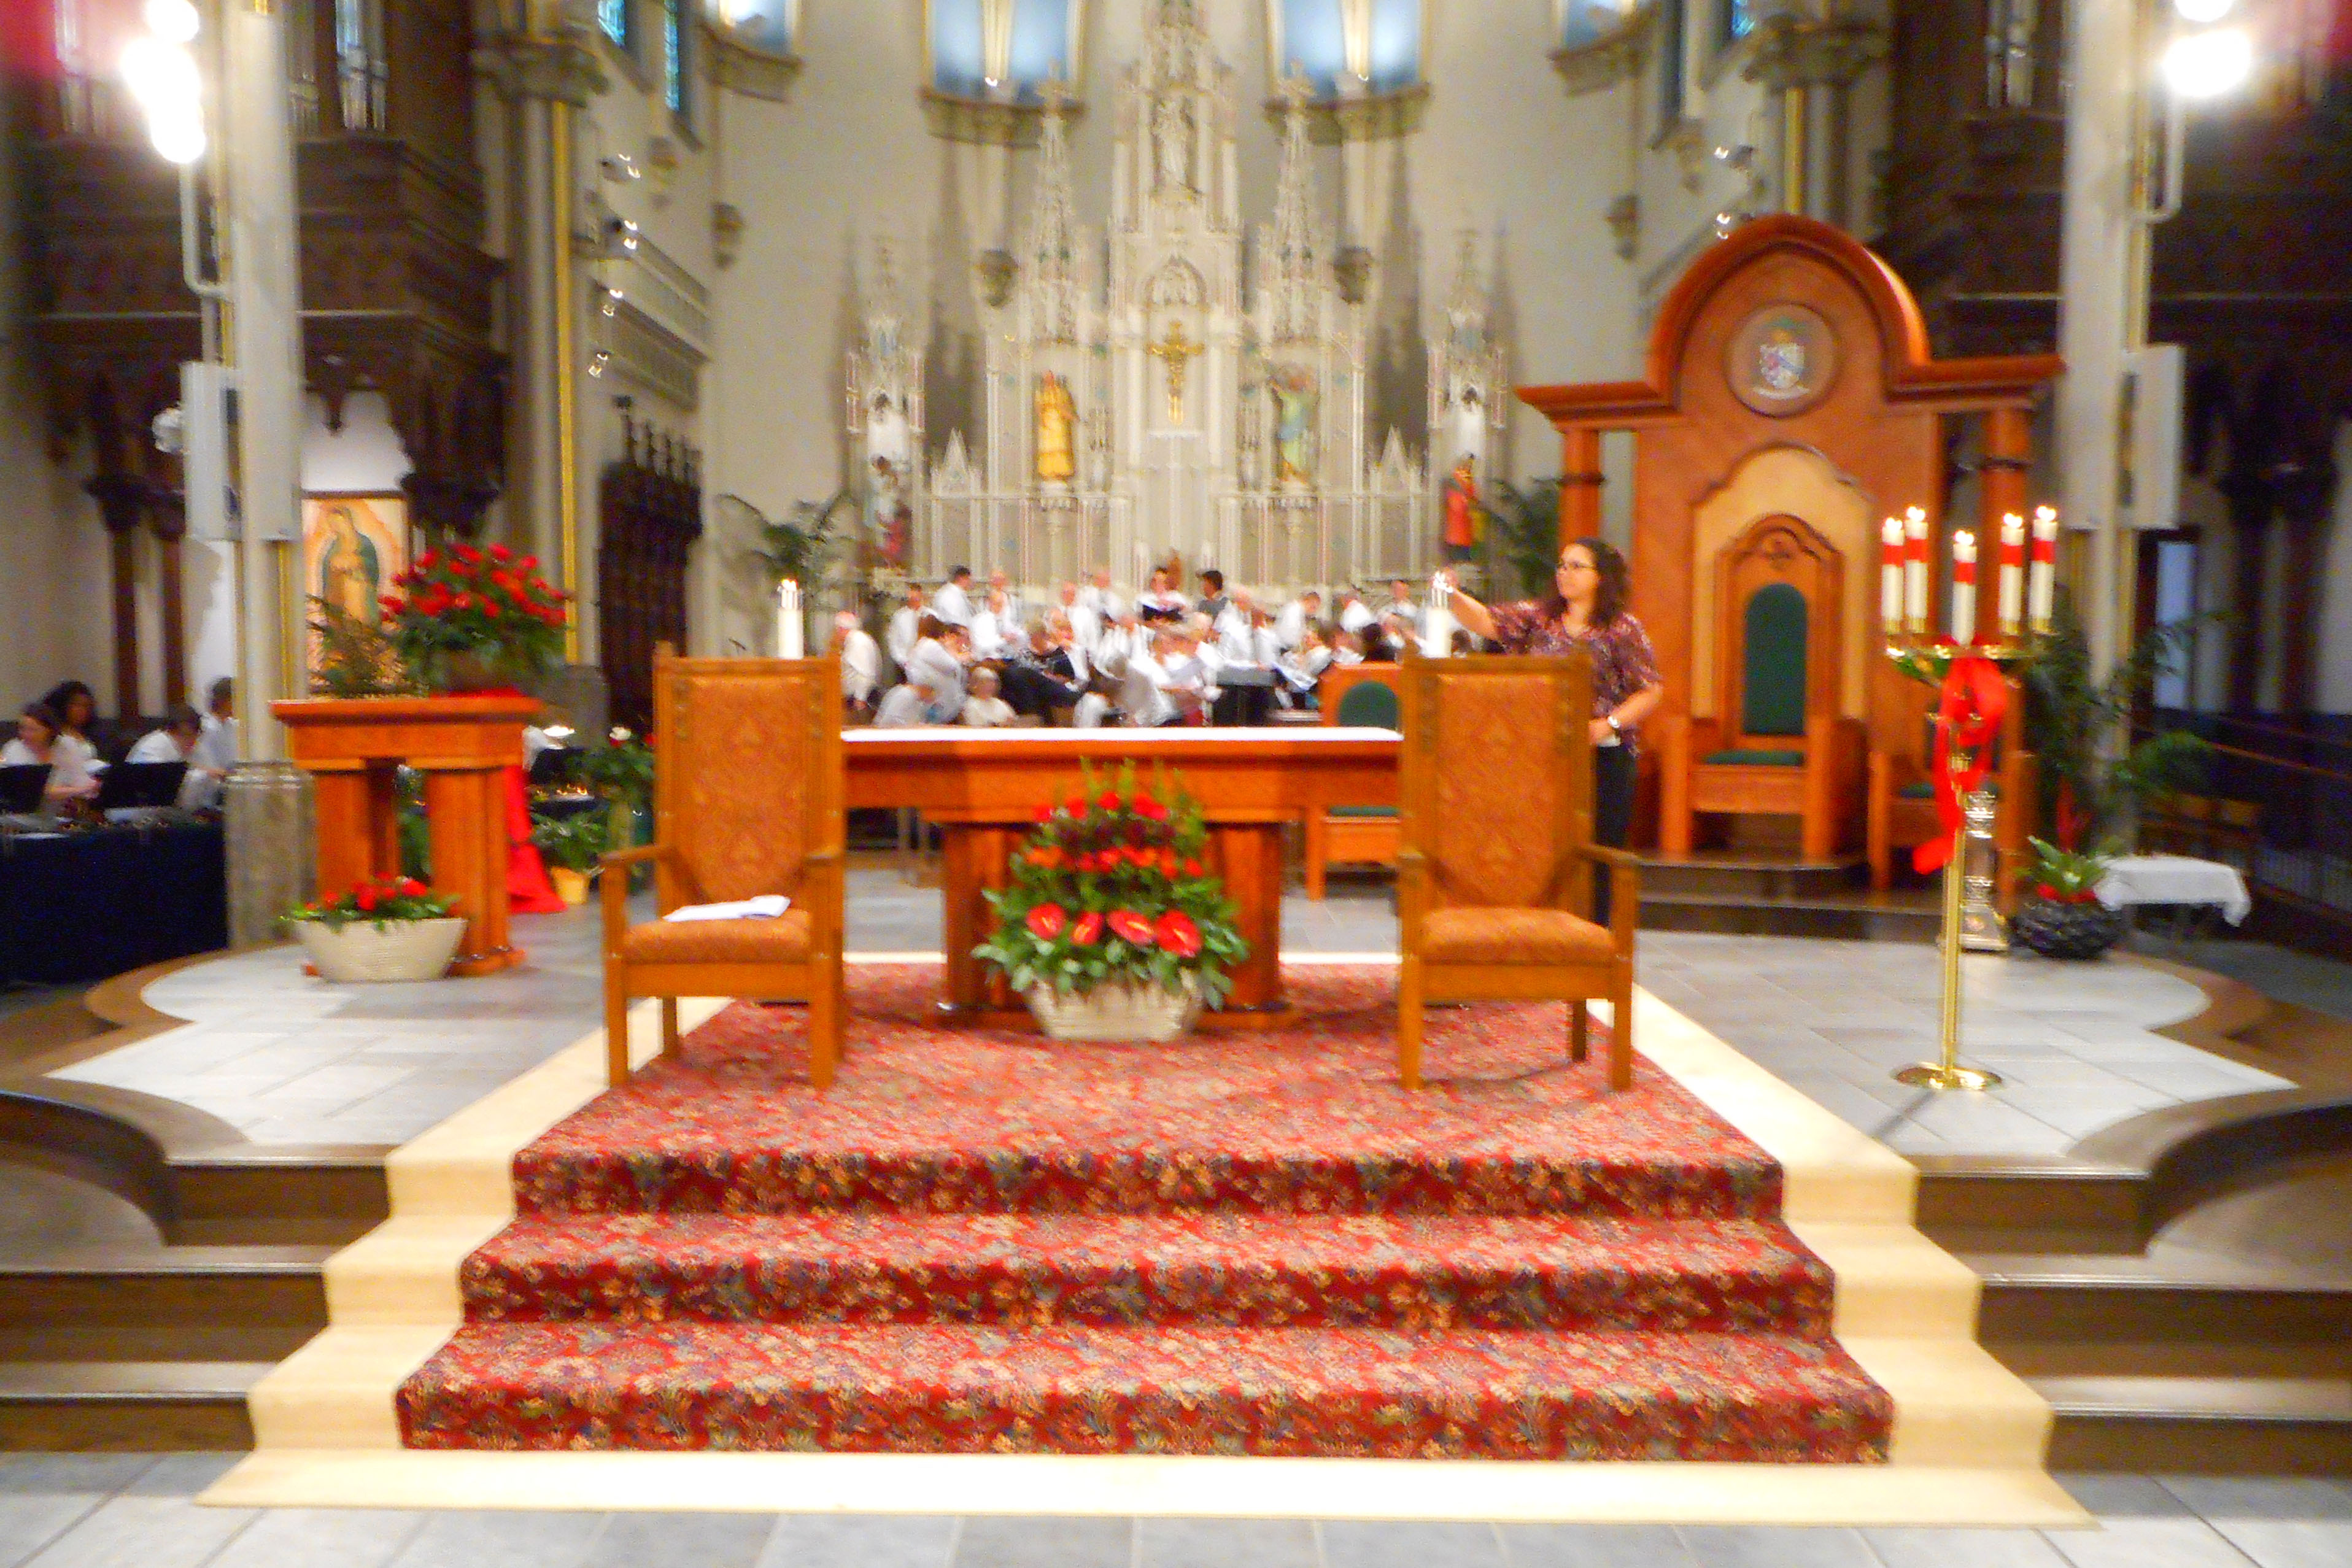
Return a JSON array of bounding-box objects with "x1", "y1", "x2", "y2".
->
[
  {"x1": 379, "y1": 543, "x2": 569, "y2": 692},
  {"x1": 280, "y1": 873, "x2": 457, "y2": 934},
  {"x1": 973, "y1": 760, "x2": 1249, "y2": 1013}
]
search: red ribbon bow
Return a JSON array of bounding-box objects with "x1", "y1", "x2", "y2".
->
[{"x1": 1913, "y1": 654, "x2": 2010, "y2": 875}]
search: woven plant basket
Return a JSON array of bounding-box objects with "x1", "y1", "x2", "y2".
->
[
  {"x1": 1025, "y1": 977, "x2": 1201, "y2": 1042},
  {"x1": 2011, "y1": 898, "x2": 2127, "y2": 961},
  {"x1": 293, "y1": 917, "x2": 467, "y2": 983}
]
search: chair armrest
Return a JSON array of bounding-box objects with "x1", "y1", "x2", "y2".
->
[
  {"x1": 1574, "y1": 844, "x2": 1641, "y2": 871},
  {"x1": 601, "y1": 841, "x2": 670, "y2": 954},
  {"x1": 600, "y1": 843, "x2": 667, "y2": 871}
]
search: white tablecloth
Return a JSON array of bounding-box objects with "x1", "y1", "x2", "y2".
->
[{"x1": 2095, "y1": 855, "x2": 2252, "y2": 924}]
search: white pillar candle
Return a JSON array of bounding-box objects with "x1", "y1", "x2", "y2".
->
[
  {"x1": 1424, "y1": 574, "x2": 1455, "y2": 657},
  {"x1": 1880, "y1": 516, "x2": 1905, "y2": 631},
  {"x1": 1951, "y1": 530, "x2": 1978, "y2": 646},
  {"x1": 777, "y1": 581, "x2": 805, "y2": 660},
  {"x1": 1903, "y1": 507, "x2": 1930, "y2": 634},
  {"x1": 2029, "y1": 504, "x2": 2059, "y2": 633},
  {"x1": 1998, "y1": 512, "x2": 2026, "y2": 637}
]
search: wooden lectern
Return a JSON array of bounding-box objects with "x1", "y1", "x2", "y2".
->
[{"x1": 273, "y1": 695, "x2": 538, "y2": 976}]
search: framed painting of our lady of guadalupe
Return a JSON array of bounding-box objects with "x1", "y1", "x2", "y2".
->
[
  {"x1": 301, "y1": 492, "x2": 409, "y2": 686},
  {"x1": 1726, "y1": 303, "x2": 1839, "y2": 418}
]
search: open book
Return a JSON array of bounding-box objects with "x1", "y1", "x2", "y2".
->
[{"x1": 660, "y1": 895, "x2": 792, "y2": 924}]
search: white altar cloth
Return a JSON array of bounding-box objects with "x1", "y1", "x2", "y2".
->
[{"x1": 2095, "y1": 855, "x2": 2253, "y2": 924}]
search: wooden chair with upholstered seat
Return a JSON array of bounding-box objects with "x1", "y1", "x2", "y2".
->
[
  {"x1": 1660, "y1": 515, "x2": 1866, "y2": 862},
  {"x1": 1396, "y1": 652, "x2": 1639, "y2": 1092},
  {"x1": 601, "y1": 648, "x2": 846, "y2": 1088},
  {"x1": 1302, "y1": 668, "x2": 1402, "y2": 899}
]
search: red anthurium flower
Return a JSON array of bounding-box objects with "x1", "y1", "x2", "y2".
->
[
  {"x1": 400, "y1": 878, "x2": 427, "y2": 897},
  {"x1": 1159, "y1": 849, "x2": 1178, "y2": 875},
  {"x1": 354, "y1": 885, "x2": 378, "y2": 912},
  {"x1": 379, "y1": 595, "x2": 404, "y2": 616},
  {"x1": 1155, "y1": 910, "x2": 1202, "y2": 958},
  {"x1": 417, "y1": 549, "x2": 438, "y2": 570},
  {"x1": 518, "y1": 554, "x2": 538, "y2": 571},
  {"x1": 1107, "y1": 910, "x2": 1155, "y2": 947},
  {"x1": 1066, "y1": 795, "x2": 1086, "y2": 817},
  {"x1": 455, "y1": 544, "x2": 482, "y2": 565},
  {"x1": 1071, "y1": 910, "x2": 1103, "y2": 946},
  {"x1": 490, "y1": 543, "x2": 513, "y2": 562},
  {"x1": 2034, "y1": 883, "x2": 2057, "y2": 901},
  {"x1": 1025, "y1": 903, "x2": 1068, "y2": 941},
  {"x1": 1034, "y1": 805, "x2": 1055, "y2": 824},
  {"x1": 1183, "y1": 858, "x2": 1202, "y2": 878},
  {"x1": 1099, "y1": 790, "x2": 1123, "y2": 812},
  {"x1": 1135, "y1": 796, "x2": 1170, "y2": 822},
  {"x1": 482, "y1": 601, "x2": 501, "y2": 618}
]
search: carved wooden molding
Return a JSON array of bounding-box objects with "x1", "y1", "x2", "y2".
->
[
  {"x1": 705, "y1": 23, "x2": 803, "y2": 103},
  {"x1": 919, "y1": 89, "x2": 1086, "y2": 148},
  {"x1": 1259, "y1": 84, "x2": 1430, "y2": 145},
  {"x1": 1743, "y1": 14, "x2": 1884, "y2": 94}
]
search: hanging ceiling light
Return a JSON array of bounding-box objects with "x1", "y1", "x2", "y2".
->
[
  {"x1": 2162, "y1": 26, "x2": 2254, "y2": 98},
  {"x1": 120, "y1": 11, "x2": 206, "y2": 166},
  {"x1": 2171, "y1": 0, "x2": 2236, "y2": 23}
]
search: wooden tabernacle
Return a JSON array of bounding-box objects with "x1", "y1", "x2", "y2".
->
[{"x1": 843, "y1": 728, "x2": 1400, "y2": 1025}]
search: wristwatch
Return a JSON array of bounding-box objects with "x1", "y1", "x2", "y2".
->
[{"x1": 1604, "y1": 714, "x2": 1623, "y2": 735}]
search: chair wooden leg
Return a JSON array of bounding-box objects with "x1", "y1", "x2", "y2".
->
[
  {"x1": 1303, "y1": 813, "x2": 1328, "y2": 901},
  {"x1": 1569, "y1": 998, "x2": 1588, "y2": 1064},
  {"x1": 1398, "y1": 959, "x2": 1424, "y2": 1090},
  {"x1": 810, "y1": 962, "x2": 840, "y2": 1091},
  {"x1": 660, "y1": 997, "x2": 680, "y2": 1056},
  {"x1": 1609, "y1": 967, "x2": 1634, "y2": 1092},
  {"x1": 605, "y1": 975, "x2": 630, "y2": 1087}
]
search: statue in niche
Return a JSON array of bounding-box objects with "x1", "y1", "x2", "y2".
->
[
  {"x1": 1447, "y1": 383, "x2": 1487, "y2": 473},
  {"x1": 1035, "y1": 370, "x2": 1078, "y2": 484},
  {"x1": 869, "y1": 456, "x2": 911, "y2": 567},
  {"x1": 1271, "y1": 366, "x2": 1318, "y2": 487},
  {"x1": 866, "y1": 391, "x2": 910, "y2": 468},
  {"x1": 1441, "y1": 454, "x2": 1485, "y2": 563},
  {"x1": 1153, "y1": 95, "x2": 1194, "y2": 192}
]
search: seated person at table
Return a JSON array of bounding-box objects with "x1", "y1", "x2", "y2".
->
[
  {"x1": 1135, "y1": 566, "x2": 1190, "y2": 624},
  {"x1": 905, "y1": 616, "x2": 967, "y2": 723},
  {"x1": 969, "y1": 586, "x2": 1016, "y2": 660},
  {"x1": 4, "y1": 702, "x2": 99, "y2": 803},
  {"x1": 959, "y1": 668, "x2": 1019, "y2": 728},
  {"x1": 40, "y1": 681, "x2": 105, "y2": 778},
  {"x1": 873, "y1": 681, "x2": 935, "y2": 728},
  {"x1": 126, "y1": 704, "x2": 218, "y2": 809},
  {"x1": 191, "y1": 677, "x2": 237, "y2": 778}
]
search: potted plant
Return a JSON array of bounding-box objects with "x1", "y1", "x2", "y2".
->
[
  {"x1": 2012, "y1": 838, "x2": 2129, "y2": 960},
  {"x1": 531, "y1": 809, "x2": 609, "y2": 906},
  {"x1": 379, "y1": 543, "x2": 569, "y2": 693},
  {"x1": 282, "y1": 875, "x2": 465, "y2": 983},
  {"x1": 973, "y1": 762, "x2": 1250, "y2": 1041}
]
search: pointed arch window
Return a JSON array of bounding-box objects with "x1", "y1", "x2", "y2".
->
[
  {"x1": 1268, "y1": 0, "x2": 1424, "y2": 100},
  {"x1": 1557, "y1": 0, "x2": 1636, "y2": 52},
  {"x1": 927, "y1": 0, "x2": 1078, "y2": 104},
  {"x1": 599, "y1": 0, "x2": 631, "y2": 50}
]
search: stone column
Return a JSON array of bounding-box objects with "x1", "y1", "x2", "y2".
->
[
  {"x1": 87, "y1": 473, "x2": 147, "y2": 718},
  {"x1": 222, "y1": 0, "x2": 311, "y2": 946},
  {"x1": 2056, "y1": 0, "x2": 2145, "y2": 677}
]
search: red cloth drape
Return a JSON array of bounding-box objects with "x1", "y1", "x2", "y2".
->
[
  {"x1": 506, "y1": 765, "x2": 566, "y2": 914},
  {"x1": 1913, "y1": 655, "x2": 2010, "y2": 876}
]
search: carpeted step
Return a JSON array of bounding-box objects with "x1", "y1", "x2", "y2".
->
[
  {"x1": 458, "y1": 1211, "x2": 1838, "y2": 1337},
  {"x1": 396, "y1": 1319, "x2": 1894, "y2": 1463}
]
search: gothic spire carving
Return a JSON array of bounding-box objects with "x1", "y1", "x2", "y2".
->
[
  {"x1": 1261, "y1": 76, "x2": 1326, "y2": 345},
  {"x1": 1023, "y1": 87, "x2": 1086, "y2": 343}
]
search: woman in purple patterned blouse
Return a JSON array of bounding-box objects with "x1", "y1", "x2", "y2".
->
[{"x1": 1442, "y1": 538, "x2": 1664, "y2": 923}]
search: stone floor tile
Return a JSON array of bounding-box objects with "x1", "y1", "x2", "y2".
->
[
  {"x1": 2158, "y1": 1478, "x2": 2352, "y2": 1521},
  {"x1": 1860, "y1": 1527, "x2": 2073, "y2": 1568},
  {"x1": 379, "y1": 1510, "x2": 607, "y2": 1568},
  {"x1": 2046, "y1": 1518, "x2": 2263, "y2": 1568},
  {"x1": 953, "y1": 1515, "x2": 1132, "y2": 1568},
  {"x1": 1137, "y1": 1516, "x2": 1318, "y2": 1568},
  {"x1": 754, "y1": 1514, "x2": 955, "y2": 1568},
  {"x1": 1673, "y1": 1526, "x2": 1879, "y2": 1568},
  {"x1": 18, "y1": 1494, "x2": 254, "y2": 1568},
  {"x1": 201, "y1": 1508, "x2": 429, "y2": 1568},
  {"x1": 0, "y1": 1497, "x2": 109, "y2": 1568},
  {"x1": 0, "y1": 1456, "x2": 158, "y2": 1497},
  {"x1": 1497, "y1": 1522, "x2": 1698, "y2": 1567},
  {"x1": 580, "y1": 1513, "x2": 778, "y2": 1568},
  {"x1": 1321, "y1": 1520, "x2": 1504, "y2": 1568}
]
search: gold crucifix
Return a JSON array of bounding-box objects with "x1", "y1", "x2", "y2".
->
[{"x1": 1146, "y1": 319, "x2": 1205, "y2": 425}]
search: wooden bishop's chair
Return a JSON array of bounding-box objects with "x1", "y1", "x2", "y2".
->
[
  {"x1": 1867, "y1": 690, "x2": 2037, "y2": 905},
  {"x1": 1397, "y1": 652, "x2": 1638, "y2": 1092},
  {"x1": 602, "y1": 649, "x2": 846, "y2": 1088},
  {"x1": 1660, "y1": 516, "x2": 1865, "y2": 861},
  {"x1": 1302, "y1": 668, "x2": 1402, "y2": 899}
]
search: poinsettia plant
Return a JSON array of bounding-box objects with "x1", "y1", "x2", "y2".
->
[
  {"x1": 380, "y1": 542, "x2": 569, "y2": 692},
  {"x1": 975, "y1": 761, "x2": 1250, "y2": 1009},
  {"x1": 2025, "y1": 836, "x2": 2111, "y2": 906},
  {"x1": 280, "y1": 873, "x2": 457, "y2": 933}
]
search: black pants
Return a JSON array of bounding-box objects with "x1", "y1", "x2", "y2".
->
[{"x1": 1592, "y1": 743, "x2": 1636, "y2": 927}]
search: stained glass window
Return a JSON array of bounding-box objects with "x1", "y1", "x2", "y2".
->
[
  {"x1": 664, "y1": 0, "x2": 684, "y2": 115},
  {"x1": 929, "y1": 0, "x2": 1075, "y2": 104},
  {"x1": 1275, "y1": 0, "x2": 1422, "y2": 98},
  {"x1": 1720, "y1": 0, "x2": 1753, "y2": 48},
  {"x1": 599, "y1": 0, "x2": 629, "y2": 48},
  {"x1": 1658, "y1": 0, "x2": 1685, "y2": 131}
]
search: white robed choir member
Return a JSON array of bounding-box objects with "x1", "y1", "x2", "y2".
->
[
  {"x1": 932, "y1": 572, "x2": 975, "y2": 629},
  {"x1": 873, "y1": 684, "x2": 932, "y2": 727},
  {"x1": 835, "y1": 614, "x2": 883, "y2": 706},
  {"x1": 886, "y1": 592, "x2": 926, "y2": 673}
]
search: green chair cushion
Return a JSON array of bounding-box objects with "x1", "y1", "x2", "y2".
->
[
  {"x1": 1703, "y1": 749, "x2": 1806, "y2": 767},
  {"x1": 1741, "y1": 582, "x2": 1809, "y2": 738},
  {"x1": 1327, "y1": 805, "x2": 1398, "y2": 819},
  {"x1": 1334, "y1": 681, "x2": 1400, "y2": 730},
  {"x1": 1898, "y1": 780, "x2": 1998, "y2": 801}
]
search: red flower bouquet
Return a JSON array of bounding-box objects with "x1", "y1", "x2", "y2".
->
[
  {"x1": 280, "y1": 874, "x2": 456, "y2": 933},
  {"x1": 380, "y1": 543, "x2": 569, "y2": 692},
  {"x1": 973, "y1": 760, "x2": 1249, "y2": 1016}
]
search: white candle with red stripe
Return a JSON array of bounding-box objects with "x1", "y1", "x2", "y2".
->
[
  {"x1": 2029, "y1": 505, "x2": 2059, "y2": 633},
  {"x1": 1880, "y1": 517, "x2": 1904, "y2": 630},
  {"x1": 1998, "y1": 512, "x2": 2026, "y2": 637},
  {"x1": 1951, "y1": 530, "x2": 1978, "y2": 646},
  {"x1": 1903, "y1": 506, "x2": 1930, "y2": 635}
]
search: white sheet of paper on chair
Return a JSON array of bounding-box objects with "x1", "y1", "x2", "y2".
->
[{"x1": 661, "y1": 895, "x2": 792, "y2": 923}]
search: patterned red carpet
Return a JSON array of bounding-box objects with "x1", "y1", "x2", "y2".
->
[{"x1": 397, "y1": 965, "x2": 1893, "y2": 1462}]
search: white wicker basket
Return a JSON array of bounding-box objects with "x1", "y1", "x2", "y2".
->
[
  {"x1": 292, "y1": 916, "x2": 467, "y2": 984},
  {"x1": 1024, "y1": 976, "x2": 1201, "y2": 1042}
]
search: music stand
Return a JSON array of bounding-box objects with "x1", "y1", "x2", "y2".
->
[{"x1": 0, "y1": 764, "x2": 49, "y2": 814}]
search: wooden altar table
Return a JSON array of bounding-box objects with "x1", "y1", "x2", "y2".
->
[
  {"x1": 274, "y1": 695, "x2": 538, "y2": 976},
  {"x1": 843, "y1": 729, "x2": 1401, "y2": 1024}
]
